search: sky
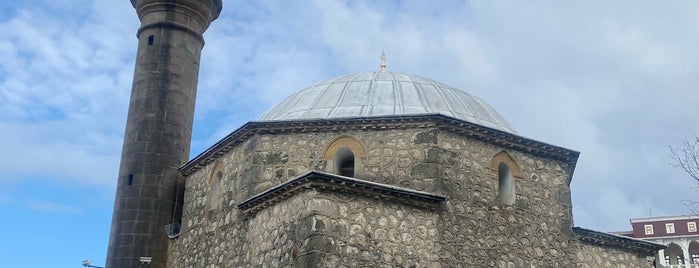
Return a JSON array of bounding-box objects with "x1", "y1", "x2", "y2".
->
[{"x1": 1, "y1": 0, "x2": 699, "y2": 267}]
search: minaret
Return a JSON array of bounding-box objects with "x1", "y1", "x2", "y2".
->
[{"x1": 106, "y1": 1, "x2": 222, "y2": 267}]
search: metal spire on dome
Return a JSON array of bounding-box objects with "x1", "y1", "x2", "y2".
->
[{"x1": 380, "y1": 51, "x2": 387, "y2": 72}]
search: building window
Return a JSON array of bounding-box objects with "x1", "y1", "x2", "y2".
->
[
  {"x1": 497, "y1": 162, "x2": 515, "y2": 205},
  {"x1": 689, "y1": 222, "x2": 697, "y2": 232},
  {"x1": 644, "y1": 224, "x2": 654, "y2": 235},
  {"x1": 324, "y1": 136, "x2": 365, "y2": 176},
  {"x1": 208, "y1": 171, "x2": 223, "y2": 210},
  {"x1": 490, "y1": 151, "x2": 520, "y2": 206},
  {"x1": 335, "y1": 148, "x2": 355, "y2": 177},
  {"x1": 667, "y1": 243, "x2": 684, "y2": 265},
  {"x1": 666, "y1": 223, "x2": 676, "y2": 234},
  {"x1": 689, "y1": 241, "x2": 699, "y2": 263}
]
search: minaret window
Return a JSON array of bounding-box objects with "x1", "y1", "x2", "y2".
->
[
  {"x1": 497, "y1": 163, "x2": 515, "y2": 205},
  {"x1": 335, "y1": 148, "x2": 355, "y2": 177}
]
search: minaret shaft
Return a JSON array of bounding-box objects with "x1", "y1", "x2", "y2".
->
[{"x1": 106, "y1": 1, "x2": 221, "y2": 267}]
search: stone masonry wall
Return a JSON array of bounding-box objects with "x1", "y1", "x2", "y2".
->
[
  {"x1": 293, "y1": 190, "x2": 441, "y2": 268},
  {"x1": 575, "y1": 242, "x2": 654, "y2": 267},
  {"x1": 169, "y1": 128, "x2": 437, "y2": 266},
  {"x1": 169, "y1": 188, "x2": 314, "y2": 267},
  {"x1": 167, "y1": 124, "x2": 609, "y2": 267},
  {"x1": 431, "y1": 130, "x2": 579, "y2": 267},
  {"x1": 168, "y1": 185, "x2": 440, "y2": 267}
]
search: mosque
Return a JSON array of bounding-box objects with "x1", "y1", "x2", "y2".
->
[{"x1": 106, "y1": 0, "x2": 664, "y2": 267}]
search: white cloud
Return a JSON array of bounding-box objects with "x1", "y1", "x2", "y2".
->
[
  {"x1": 190, "y1": 1, "x2": 699, "y2": 231},
  {"x1": 25, "y1": 199, "x2": 83, "y2": 214},
  {"x1": 5, "y1": 1, "x2": 699, "y2": 266},
  {"x1": 1, "y1": 0, "x2": 699, "y2": 233},
  {"x1": 0, "y1": 0, "x2": 134, "y2": 187}
]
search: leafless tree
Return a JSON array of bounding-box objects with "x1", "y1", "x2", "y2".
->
[{"x1": 670, "y1": 135, "x2": 699, "y2": 215}]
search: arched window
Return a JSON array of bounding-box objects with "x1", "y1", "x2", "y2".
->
[
  {"x1": 324, "y1": 136, "x2": 364, "y2": 177},
  {"x1": 208, "y1": 171, "x2": 222, "y2": 210},
  {"x1": 335, "y1": 148, "x2": 355, "y2": 177},
  {"x1": 665, "y1": 243, "x2": 684, "y2": 265},
  {"x1": 689, "y1": 241, "x2": 699, "y2": 264},
  {"x1": 497, "y1": 163, "x2": 515, "y2": 205},
  {"x1": 491, "y1": 151, "x2": 520, "y2": 205}
]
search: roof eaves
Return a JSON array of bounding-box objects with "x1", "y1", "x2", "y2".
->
[
  {"x1": 179, "y1": 114, "x2": 580, "y2": 177},
  {"x1": 237, "y1": 170, "x2": 447, "y2": 217},
  {"x1": 573, "y1": 226, "x2": 666, "y2": 255}
]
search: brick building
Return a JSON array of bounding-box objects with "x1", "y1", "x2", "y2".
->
[{"x1": 618, "y1": 216, "x2": 699, "y2": 267}]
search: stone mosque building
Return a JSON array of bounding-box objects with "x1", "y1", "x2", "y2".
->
[{"x1": 106, "y1": 0, "x2": 664, "y2": 267}]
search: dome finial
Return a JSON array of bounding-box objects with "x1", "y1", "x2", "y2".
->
[{"x1": 380, "y1": 51, "x2": 387, "y2": 72}]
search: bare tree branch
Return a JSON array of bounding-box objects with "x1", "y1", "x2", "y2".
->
[
  {"x1": 680, "y1": 199, "x2": 699, "y2": 216},
  {"x1": 670, "y1": 136, "x2": 699, "y2": 183},
  {"x1": 670, "y1": 136, "x2": 699, "y2": 217}
]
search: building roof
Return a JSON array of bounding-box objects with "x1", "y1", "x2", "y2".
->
[
  {"x1": 238, "y1": 170, "x2": 446, "y2": 217},
  {"x1": 573, "y1": 227, "x2": 666, "y2": 255},
  {"x1": 628, "y1": 215, "x2": 699, "y2": 239},
  {"x1": 259, "y1": 71, "x2": 517, "y2": 134},
  {"x1": 630, "y1": 215, "x2": 699, "y2": 223},
  {"x1": 179, "y1": 114, "x2": 579, "y2": 177}
]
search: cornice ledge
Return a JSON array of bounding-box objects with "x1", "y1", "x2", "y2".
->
[
  {"x1": 179, "y1": 114, "x2": 580, "y2": 177},
  {"x1": 237, "y1": 170, "x2": 446, "y2": 217},
  {"x1": 573, "y1": 226, "x2": 666, "y2": 255}
]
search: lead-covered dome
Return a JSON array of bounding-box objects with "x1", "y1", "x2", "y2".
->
[{"x1": 259, "y1": 71, "x2": 517, "y2": 134}]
